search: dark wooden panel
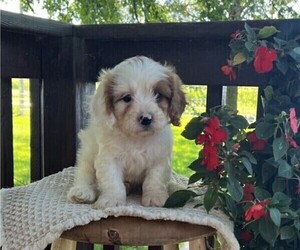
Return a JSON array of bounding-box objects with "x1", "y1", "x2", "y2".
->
[
  {"x1": 74, "y1": 19, "x2": 300, "y2": 41},
  {"x1": 41, "y1": 36, "x2": 76, "y2": 176},
  {"x1": 30, "y1": 79, "x2": 43, "y2": 181},
  {"x1": 83, "y1": 39, "x2": 263, "y2": 86},
  {"x1": 206, "y1": 85, "x2": 223, "y2": 110},
  {"x1": 76, "y1": 242, "x2": 94, "y2": 250},
  {"x1": 1, "y1": 10, "x2": 72, "y2": 36},
  {"x1": 1, "y1": 31, "x2": 41, "y2": 78},
  {"x1": 73, "y1": 37, "x2": 95, "y2": 135},
  {"x1": 0, "y1": 77, "x2": 14, "y2": 188}
]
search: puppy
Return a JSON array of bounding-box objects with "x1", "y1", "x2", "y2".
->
[{"x1": 68, "y1": 56, "x2": 186, "y2": 208}]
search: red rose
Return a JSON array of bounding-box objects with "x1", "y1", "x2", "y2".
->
[
  {"x1": 207, "y1": 116, "x2": 221, "y2": 129},
  {"x1": 253, "y1": 46, "x2": 277, "y2": 73},
  {"x1": 244, "y1": 199, "x2": 268, "y2": 221},
  {"x1": 211, "y1": 128, "x2": 228, "y2": 144},
  {"x1": 202, "y1": 145, "x2": 219, "y2": 171},
  {"x1": 196, "y1": 134, "x2": 207, "y2": 145},
  {"x1": 221, "y1": 64, "x2": 237, "y2": 80},
  {"x1": 247, "y1": 131, "x2": 267, "y2": 151},
  {"x1": 197, "y1": 116, "x2": 228, "y2": 171}
]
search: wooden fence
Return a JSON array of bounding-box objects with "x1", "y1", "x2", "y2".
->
[{"x1": 1, "y1": 10, "x2": 300, "y2": 248}]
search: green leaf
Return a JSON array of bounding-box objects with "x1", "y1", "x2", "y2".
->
[
  {"x1": 294, "y1": 220, "x2": 300, "y2": 230},
  {"x1": 269, "y1": 207, "x2": 281, "y2": 227},
  {"x1": 288, "y1": 47, "x2": 300, "y2": 63},
  {"x1": 258, "y1": 26, "x2": 279, "y2": 39},
  {"x1": 245, "y1": 41, "x2": 256, "y2": 52},
  {"x1": 227, "y1": 179, "x2": 243, "y2": 202},
  {"x1": 272, "y1": 178, "x2": 286, "y2": 193},
  {"x1": 276, "y1": 58, "x2": 289, "y2": 75},
  {"x1": 204, "y1": 186, "x2": 219, "y2": 213},
  {"x1": 273, "y1": 192, "x2": 291, "y2": 207},
  {"x1": 188, "y1": 172, "x2": 202, "y2": 185},
  {"x1": 232, "y1": 52, "x2": 246, "y2": 66},
  {"x1": 255, "y1": 121, "x2": 274, "y2": 139},
  {"x1": 263, "y1": 85, "x2": 274, "y2": 101},
  {"x1": 273, "y1": 137, "x2": 289, "y2": 161},
  {"x1": 244, "y1": 23, "x2": 256, "y2": 41},
  {"x1": 181, "y1": 117, "x2": 204, "y2": 140},
  {"x1": 224, "y1": 161, "x2": 235, "y2": 180},
  {"x1": 188, "y1": 159, "x2": 201, "y2": 172},
  {"x1": 254, "y1": 187, "x2": 271, "y2": 200},
  {"x1": 223, "y1": 193, "x2": 237, "y2": 219},
  {"x1": 240, "y1": 157, "x2": 253, "y2": 175},
  {"x1": 277, "y1": 159, "x2": 293, "y2": 178},
  {"x1": 280, "y1": 225, "x2": 295, "y2": 240},
  {"x1": 259, "y1": 218, "x2": 278, "y2": 246},
  {"x1": 240, "y1": 150, "x2": 257, "y2": 164},
  {"x1": 262, "y1": 163, "x2": 276, "y2": 183},
  {"x1": 164, "y1": 190, "x2": 197, "y2": 208},
  {"x1": 230, "y1": 115, "x2": 249, "y2": 129}
]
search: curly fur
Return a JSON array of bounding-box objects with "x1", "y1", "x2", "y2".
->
[{"x1": 68, "y1": 56, "x2": 186, "y2": 208}]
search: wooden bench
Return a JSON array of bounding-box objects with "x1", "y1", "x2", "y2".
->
[{"x1": 51, "y1": 216, "x2": 216, "y2": 250}]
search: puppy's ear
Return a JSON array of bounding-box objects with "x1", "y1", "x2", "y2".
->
[
  {"x1": 91, "y1": 69, "x2": 115, "y2": 126},
  {"x1": 166, "y1": 66, "x2": 187, "y2": 126}
]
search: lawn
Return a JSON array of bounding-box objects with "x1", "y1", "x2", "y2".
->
[
  {"x1": 12, "y1": 82, "x2": 257, "y2": 185},
  {"x1": 12, "y1": 79, "x2": 31, "y2": 186}
]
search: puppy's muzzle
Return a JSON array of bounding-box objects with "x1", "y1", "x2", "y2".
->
[{"x1": 139, "y1": 114, "x2": 152, "y2": 126}]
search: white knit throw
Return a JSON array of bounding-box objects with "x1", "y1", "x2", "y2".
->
[{"x1": 0, "y1": 167, "x2": 239, "y2": 250}]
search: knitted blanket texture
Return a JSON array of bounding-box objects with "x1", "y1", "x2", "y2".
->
[{"x1": 0, "y1": 167, "x2": 239, "y2": 250}]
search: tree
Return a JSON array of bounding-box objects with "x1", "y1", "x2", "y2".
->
[{"x1": 18, "y1": 0, "x2": 299, "y2": 24}]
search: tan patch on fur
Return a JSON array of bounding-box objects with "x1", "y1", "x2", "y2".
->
[
  {"x1": 165, "y1": 67, "x2": 187, "y2": 126},
  {"x1": 102, "y1": 73, "x2": 115, "y2": 115},
  {"x1": 154, "y1": 80, "x2": 172, "y2": 115}
]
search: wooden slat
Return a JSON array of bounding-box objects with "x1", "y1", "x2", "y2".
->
[
  {"x1": 0, "y1": 77, "x2": 14, "y2": 188},
  {"x1": 74, "y1": 19, "x2": 300, "y2": 41},
  {"x1": 61, "y1": 216, "x2": 215, "y2": 246},
  {"x1": 1, "y1": 10, "x2": 72, "y2": 36},
  {"x1": 1, "y1": 31, "x2": 41, "y2": 78},
  {"x1": 206, "y1": 85, "x2": 223, "y2": 110},
  {"x1": 189, "y1": 239, "x2": 206, "y2": 250},
  {"x1": 41, "y1": 36, "x2": 76, "y2": 176},
  {"x1": 30, "y1": 79, "x2": 43, "y2": 181},
  {"x1": 103, "y1": 245, "x2": 120, "y2": 250}
]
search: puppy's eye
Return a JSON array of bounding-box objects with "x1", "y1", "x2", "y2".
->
[
  {"x1": 122, "y1": 94, "x2": 132, "y2": 103},
  {"x1": 154, "y1": 92, "x2": 162, "y2": 101}
]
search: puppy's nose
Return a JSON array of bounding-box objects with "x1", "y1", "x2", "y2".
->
[{"x1": 139, "y1": 115, "x2": 152, "y2": 126}]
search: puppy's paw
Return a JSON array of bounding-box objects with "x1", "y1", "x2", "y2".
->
[
  {"x1": 142, "y1": 191, "x2": 169, "y2": 207},
  {"x1": 93, "y1": 195, "x2": 126, "y2": 209},
  {"x1": 68, "y1": 185, "x2": 96, "y2": 203}
]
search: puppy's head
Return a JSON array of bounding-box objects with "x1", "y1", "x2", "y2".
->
[{"x1": 92, "y1": 56, "x2": 187, "y2": 137}]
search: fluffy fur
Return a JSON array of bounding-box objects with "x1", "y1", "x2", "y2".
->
[{"x1": 68, "y1": 56, "x2": 186, "y2": 208}]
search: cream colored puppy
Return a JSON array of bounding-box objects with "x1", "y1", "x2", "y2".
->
[{"x1": 68, "y1": 56, "x2": 186, "y2": 208}]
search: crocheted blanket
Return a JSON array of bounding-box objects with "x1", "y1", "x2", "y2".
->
[{"x1": 0, "y1": 167, "x2": 239, "y2": 250}]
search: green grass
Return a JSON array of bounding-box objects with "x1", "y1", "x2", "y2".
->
[
  {"x1": 171, "y1": 115, "x2": 199, "y2": 177},
  {"x1": 12, "y1": 83, "x2": 257, "y2": 185},
  {"x1": 12, "y1": 79, "x2": 31, "y2": 186}
]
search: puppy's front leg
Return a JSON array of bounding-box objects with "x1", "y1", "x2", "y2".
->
[
  {"x1": 142, "y1": 167, "x2": 171, "y2": 207},
  {"x1": 93, "y1": 157, "x2": 126, "y2": 209}
]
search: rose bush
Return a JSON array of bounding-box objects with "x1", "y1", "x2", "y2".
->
[{"x1": 165, "y1": 23, "x2": 300, "y2": 249}]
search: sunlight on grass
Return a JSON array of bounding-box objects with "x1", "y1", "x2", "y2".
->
[
  {"x1": 12, "y1": 79, "x2": 31, "y2": 186},
  {"x1": 171, "y1": 115, "x2": 199, "y2": 177}
]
